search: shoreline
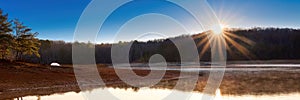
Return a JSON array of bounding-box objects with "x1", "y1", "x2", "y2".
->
[{"x1": 0, "y1": 62, "x2": 300, "y2": 99}]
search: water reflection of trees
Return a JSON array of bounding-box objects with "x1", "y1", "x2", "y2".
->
[
  {"x1": 16, "y1": 97, "x2": 23, "y2": 100},
  {"x1": 37, "y1": 96, "x2": 41, "y2": 100}
]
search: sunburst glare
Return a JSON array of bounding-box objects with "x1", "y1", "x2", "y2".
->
[
  {"x1": 211, "y1": 24, "x2": 224, "y2": 35},
  {"x1": 195, "y1": 23, "x2": 254, "y2": 58}
]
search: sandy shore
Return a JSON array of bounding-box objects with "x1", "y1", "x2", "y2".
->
[{"x1": 0, "y1": 61, "x2": 300, "y2": 99}]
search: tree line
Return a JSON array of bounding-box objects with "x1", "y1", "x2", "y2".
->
[
  {"x1": 0, "y1": 9, "x2": 40, "y2": 61},
  {"x1": 27, "y1": 27, "x2": 300, "y2": 64}
]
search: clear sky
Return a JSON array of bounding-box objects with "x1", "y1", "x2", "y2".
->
[{"x1": 0, "y1": 0, "x2": 300, "y2": 43}]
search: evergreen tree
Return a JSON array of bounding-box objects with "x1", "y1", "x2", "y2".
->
[
  {"x1": 13, "y1": 19, "x2": 40, "y2": 60},
  {"x1": 0, "y1": 9, "x2": 13, "y2": 60}
]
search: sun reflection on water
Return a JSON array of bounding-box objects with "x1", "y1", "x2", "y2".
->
[{"x1": 14, "y1": 88, "x2": 300, "y2": 100}]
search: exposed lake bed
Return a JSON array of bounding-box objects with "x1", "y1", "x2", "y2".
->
[{"x1": 1, "y1": 60, "x2": 300, "y2": 99}]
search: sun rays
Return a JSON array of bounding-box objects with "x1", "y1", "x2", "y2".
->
[
  {"x1": 198, "y1": 2, "x2": 256, "y2": 58},
  {"x1": 195, "y1": 24, "x2": 255, "y2": 58}
]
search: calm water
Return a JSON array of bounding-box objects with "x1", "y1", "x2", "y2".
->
[
  {"x1": 14, "y1": 87, "x2": 300, "y2": 100},
  {"x1": 111, "y1": 63, "x2": 300, "y2": 72}
]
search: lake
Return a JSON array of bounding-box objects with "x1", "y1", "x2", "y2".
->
[
  {"x1": 111, "y1": 63, "x2": 300, "y2": 72},
  {"x1": 13, "y1": 87, "x2": 300, "y2": 100}
]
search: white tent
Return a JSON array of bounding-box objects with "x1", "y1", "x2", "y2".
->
[{"x1": 50, "y1": 62, "x2": 61, "y2": 67}]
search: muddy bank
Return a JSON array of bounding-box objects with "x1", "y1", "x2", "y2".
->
[{"x1": 0, "y1": 62, "x2": 180, "y2": 99}]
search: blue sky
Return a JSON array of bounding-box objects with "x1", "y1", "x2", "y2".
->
[{"x1": 0, "y1": 0, "x2": 300, "y2": 43}]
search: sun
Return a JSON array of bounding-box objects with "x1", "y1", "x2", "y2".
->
[
  {"x1": 195, "y1": 23, "x2": 255, "y2": 58},
  {"x1": 211, "y1": 24, "x2": 225, "y2": 35},
  {"x1": 194, "y1": 8, "x2": 256, "y2": 59}
]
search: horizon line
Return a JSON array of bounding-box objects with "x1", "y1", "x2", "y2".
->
[{"x1": 38, "y1": 26, "x2": 300, "y2": 44}]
